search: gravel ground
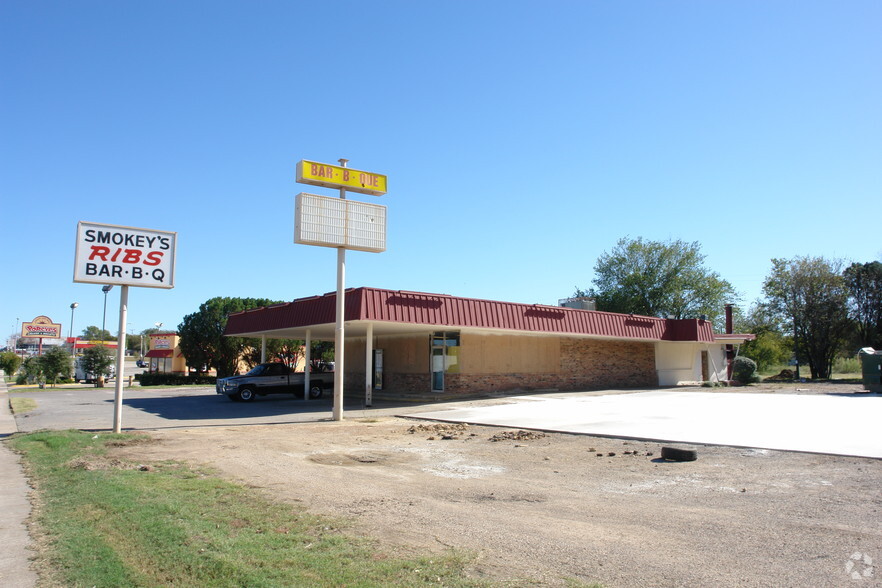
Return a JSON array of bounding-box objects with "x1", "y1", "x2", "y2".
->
[{"x1": 110, "y1": 383, "x2": 882, "y2": 587}]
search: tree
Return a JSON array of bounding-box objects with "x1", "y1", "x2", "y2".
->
[
  {"x1": 81, "y1": 326, "x2": 114, "y2": 341},
  {"x1": 737, "y1": 301, "x2": 792, "y2": 372},
  {"x1": 578, "y1": 237, "x2": 737, "y2": 329},
  {"x1": 38, "y1": 346, "x2": 74, "y2": 386},
  {"x1": 21, "y1": 356, "x2": 43, "y2": 384},
  {"x1": 177, "y1": 297, "x2": 278, "y2": 377},
  {"x1": 763, "y1": 257, "x2": 850, "y2": 379},
  {"x1": 843, "y1": 261, "x2": 882, "y2": 349},
  {"x1": 243, "y1": 338, "x2": 308, "y2": 370},
  {"x1": 309, "y1": 341, "x2": 336, "y2": 371},
  {"x1": 79, "y1": 345, "x2": 115, "y2": 382},
  {"x1": 0, "y1": 351, "x2": 23, "y2": 377}
]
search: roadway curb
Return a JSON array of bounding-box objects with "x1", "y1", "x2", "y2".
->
[{"x1": 0, "y1": 372, "x2": 38, "y2": 588}]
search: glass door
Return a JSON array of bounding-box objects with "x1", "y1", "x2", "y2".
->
[
  {"x1": 431, "y1": 346, "x2": 445, "y2": 391},
  {"x1": 431, "y1": 332, "x2": 460, "y2": 392}
]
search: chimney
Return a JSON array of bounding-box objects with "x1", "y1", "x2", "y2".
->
[{"x1": 725, "y1": 304, "x2": 734, "y2": 381}]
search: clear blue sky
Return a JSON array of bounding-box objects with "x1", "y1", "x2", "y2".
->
[{"x1": 2, "y1": 1, "x2": 880, "y2": 342}]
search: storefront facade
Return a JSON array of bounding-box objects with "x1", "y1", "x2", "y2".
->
[
  {"x1": 224, "y1": 287, "x2": 751, "y2": 398},
  {"x1": 145, "y1": 332, "x2": 188, "y2": 374}
]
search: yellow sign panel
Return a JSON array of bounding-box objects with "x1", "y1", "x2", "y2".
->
[
  {"x1": 296, "y1": 160, "x2": 387, "y2": 196},
  {"x1": 22, "y1": 316, "x2": 63, "y2": 338}
]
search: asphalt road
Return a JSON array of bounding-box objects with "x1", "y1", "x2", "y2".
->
[{"x1": 10, "y1": 385, "x2": 345, "y2": 432}]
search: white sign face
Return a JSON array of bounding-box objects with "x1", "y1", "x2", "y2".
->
[
  {"x1": 74, "y1": 221, "x2": 177, "y2": 289},
  {"x1": 295, "y1": 193, "x2": 386, "y2": 253}
]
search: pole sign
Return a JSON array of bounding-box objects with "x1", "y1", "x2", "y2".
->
[
  {"x1": 295, "y1": 192, "x2": 387, "y2": 253},
  {"x1": 296, "y1": 159, "x2": 387, "y2": 196},
  {"x1": 73, "y1": 221, "x2": 177, "y2": 289},
  {"x1": 21, "y1": 316, "x2": 62, "y2": 339}
]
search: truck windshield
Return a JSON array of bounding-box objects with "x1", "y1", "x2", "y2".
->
[{"x1": 245, "y1": 365, "x2": 267, "y2": 376}]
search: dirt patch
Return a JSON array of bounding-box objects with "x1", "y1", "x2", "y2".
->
[
  {"x1": 107, "y1": 386, "x2": 882, "y2": 587},
  {"x1": 488, "y1": 430, "x2": 547, "y2": 442}
]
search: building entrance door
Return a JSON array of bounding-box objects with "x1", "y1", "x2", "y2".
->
[
  {"x1": 431, "y1": 332, "x2": 460, "y2": 392},
  {"x1": 431, "y1": 346, "x2": 445, "y2": 391}
]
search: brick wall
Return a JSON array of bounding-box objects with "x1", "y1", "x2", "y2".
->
[
  {"x1": 344, "y1": 334, "x2": 657, "y2": 397},
  {"x1": 444, "y1": 337, "x2": 656, "y2": 395}
]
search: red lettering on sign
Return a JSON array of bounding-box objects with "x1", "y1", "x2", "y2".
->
[
  {"x1": 89, "y1": 246, "x2": 110, "y2": 261},
  {"x1": 122, "y1": 250, "x2": 141, "y2": 264},
  {"x1": 359, "y1": 173, "x2": 379, "y2": 188},
  {"x1": 144, "y1": 251, "x2": 163, "y2": 266}
]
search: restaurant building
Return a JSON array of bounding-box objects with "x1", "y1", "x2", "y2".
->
[
  {"x1": 223, "y1": 287, "x2": 753, "y2": 398},
  {"x1": 145, "y1": 332, "x2": 188, "y2": 374}
]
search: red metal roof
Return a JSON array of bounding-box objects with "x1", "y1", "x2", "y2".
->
[{"x1": 225, "y1": 287, "x2": 719, "y2": 343}]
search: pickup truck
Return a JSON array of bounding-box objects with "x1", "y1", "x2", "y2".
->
[{"x1": 216, "y1": 363, "x2": 334, "y2": 402}]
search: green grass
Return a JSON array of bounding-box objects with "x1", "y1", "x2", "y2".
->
[
  {"x1": 8, "y1": 430, "x2": 489, "y2": 588},
  {"x1": 759, "y1": 360, "x2": 863, "y2": 380}
]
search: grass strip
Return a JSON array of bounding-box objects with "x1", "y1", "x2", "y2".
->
[
  {"x1": 9, "y1": 430, "x2": 486, "y2": 587},
  {"x1": 10, "y1": 397, "x2": 37, "y2": 414}
]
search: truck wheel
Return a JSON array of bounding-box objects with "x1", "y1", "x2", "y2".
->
[
  {"x1": 309, "y1": 384, "x2": 323, "y2": 399},
  {"x1": 238, "y1": 387, "x2": 256, "y2": 402}
]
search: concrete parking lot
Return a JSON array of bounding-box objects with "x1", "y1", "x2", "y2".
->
[{"x1": 7, "y1": 380, "x2": 882, "y2": 586}]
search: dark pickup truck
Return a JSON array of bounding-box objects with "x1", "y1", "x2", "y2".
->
[{"x1": 216, "y1": 362, "x2": 334, "y2": 402}]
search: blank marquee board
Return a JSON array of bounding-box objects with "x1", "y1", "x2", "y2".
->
[{"x1": 295, "y1": 192, "x2": 387, "y2": 253}]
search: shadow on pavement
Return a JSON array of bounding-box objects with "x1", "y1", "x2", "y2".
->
[{"x1": 117, "y1": 394, "x2": 334, "y2": 421}]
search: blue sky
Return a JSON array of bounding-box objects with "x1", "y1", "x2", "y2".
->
[{"x1": 2, "y1": 0, "x2": 880, "y2": 342}]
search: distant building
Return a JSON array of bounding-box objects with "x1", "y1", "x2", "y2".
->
[{"x1": 145, "y1": 332, "x2": 187, "y2": 374}]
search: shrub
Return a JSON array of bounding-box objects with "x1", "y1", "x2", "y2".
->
[
  {"x1": 0, "y1": 351, "x2": 22, "y2": 377},
  {"x1": 138, "y1": 373, "x2": 217, "y2": 386},
  {"x1": 79, "y1": 345, "x2": 115, "y2": 380},
  {"x1": 732, "y1": 356, "x2": 760, "y2": 384},
  {"x1": 833, "y1": 356, "x2": 861, "y2": 374}
]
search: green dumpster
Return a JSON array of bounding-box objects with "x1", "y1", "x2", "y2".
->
[{"x1": 858, "y1": 348, "x2": 882, "y2": 392}]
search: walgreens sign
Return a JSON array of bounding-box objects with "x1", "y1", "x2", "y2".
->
[{"x1": 74, "y1": 222, "x2": 176, "y2": 289}]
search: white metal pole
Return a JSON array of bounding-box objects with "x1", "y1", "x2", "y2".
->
[
  {"x1": 333, "y1": 159, "x2": 348, "y2": 421},
  {"x1": 365, "y1": 323, "x2": 373, "y2": 407},
  {"x1": 112, "y1": 285, "x2": 128, "y2": 433},
  {"x1": 304, "y1": 329, "x2": 312, "y2": 401},
  {"x1": 260, "y1": 335, "x2": 267, "y2": 364}
]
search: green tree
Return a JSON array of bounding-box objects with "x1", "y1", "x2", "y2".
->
[
  {"x1": 39, "y1": 346, "x2": 74, "y2": 386},
  {"x1": 309, "y1": 341, "x2": 336, "y2": 371},
  {"x1": 843, "y1": 261, "x2": 882, "y2": 349},
  {"x1": 578, "y1": 237, "x2": 737, "y2": 330},
  {"x1": 736, "y1": 301, "x2": 792, "y2": 372},
  {"x1": 243, "y1": 338, "x2": 310, "y2": 370},
  {"x1": 0, "y1": 351, "x2": 22, "y2": 378},
  {"x1": 177, "y1": 297, "x2": 278, "y2": 377},
  {"x1": 79, "y1": 345, "x2": 115, "y2": 381},
  {"x1": 81, "y1": 326, "x2": 114, "y2": 341},
  {"x1": 763, "y1": 256, "x2": 849, "y2": 379},
  {"x1": 21, "y1": 356, "x2": 43, "y2": 384}
]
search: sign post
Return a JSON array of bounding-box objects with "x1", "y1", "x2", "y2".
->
[
  {"x1": 73, "y1": 221, "x2": 176, "y2": 433},
  {"x1": 295, "y1": 159, "x2": 387, "y2": 421}
]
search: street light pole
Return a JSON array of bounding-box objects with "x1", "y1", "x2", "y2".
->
[
  {"x1": 102, "y1": 285, "x2": 113, "y2": 335},
  {"x1": 69, "y1": 302, "x2": 79, "y2": 367}
]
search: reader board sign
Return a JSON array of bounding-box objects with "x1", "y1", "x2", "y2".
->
[
  {"x1": 22, "y1": 316, "x2": 62, "y2": 339},
  {"x1": 74, "y1": 221, "x2": 177, "y2": 289},
  {"x1": 296, "y1": 160, "x2": 387, "y2": 196},
  {"x1": 295, "y1": 193, "x2": 386, "y2": 253}
]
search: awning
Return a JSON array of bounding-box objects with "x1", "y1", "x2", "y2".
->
[{"x1": 145, "y1": 349, "x2": 173, "y2": 358}]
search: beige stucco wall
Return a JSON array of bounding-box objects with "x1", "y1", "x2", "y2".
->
[
  {"x1": 343, "y1": 331, "x2": 657, "y2": 396},
  {"x1": 460, "y1": 333, "x2": 559, "y2": 374}
]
